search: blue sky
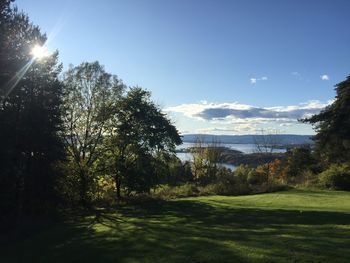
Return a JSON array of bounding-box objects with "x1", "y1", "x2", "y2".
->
[{"x1": 16, "y1": 0, "x2": 350, "y2": 135}]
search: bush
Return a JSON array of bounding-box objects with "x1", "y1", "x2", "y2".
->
[
  {"x1": 200, "y1": 182, "x2": 249, "y2": 196},
  {"x1": 319, "y1": 164, "x2": 350, "y2": 190},
  {"x1": 247, "y1": 170, "x2": 260, "y2": 185},
  {"x1": 295, "y1": 170, "x2": 318, "y2": 187},
  {"x1": 205, "y1": 170, "x2": 250, "y2": 195},
  {"x1": 247, "y1": 166, "x2": 269, "y2": 185},
  {"x1": 234, "y1": 164, "x2": 252, "y2": 182},
  {"x1": 154, "y1": 183, "x2": 200, "y2": 199}
]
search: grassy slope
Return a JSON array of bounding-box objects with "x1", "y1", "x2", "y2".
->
[{"x1": 2, "y1": 189, "x2": 350, "y2": 263}]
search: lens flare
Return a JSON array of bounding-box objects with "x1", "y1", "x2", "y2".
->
[{"x1": 31, "y1": 44, "x2": 49, "y2": 59}]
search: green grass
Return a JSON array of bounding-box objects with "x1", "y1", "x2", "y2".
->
[{"x1": 2, "y1": 189, "x2": 350, "y2": 263}]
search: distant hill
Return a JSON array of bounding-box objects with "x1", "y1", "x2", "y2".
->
[{"x1": 181, "y1": 134, "x2": 314, "y2": 145}]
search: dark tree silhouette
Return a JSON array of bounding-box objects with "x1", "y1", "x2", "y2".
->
[
  {"x1": 105, "y1": 87, "x2": 182, "y2": 199},
  {"x1": 303, "y1": 75, "x2": 350, "y2": 164},
  {"x1": 0, "y1": 1, "x2": 65, "y2": 220}
]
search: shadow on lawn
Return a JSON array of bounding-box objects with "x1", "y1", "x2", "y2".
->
[{"x1": 3, "y1": 199, "x2": 350, "y2": 263}]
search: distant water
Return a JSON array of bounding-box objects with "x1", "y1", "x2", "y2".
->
[
  {"x1": 176, "y1": 142, "x2": 286, "y2": 171},
  {"x1": 177, "y1": 142, "x2": 286, "y2": 154},
  {"x1": 176, "y1": 152, "x2": 236, "y2": 170}
]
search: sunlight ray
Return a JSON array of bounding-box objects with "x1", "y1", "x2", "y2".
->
[{"x1": 2, "y1": 59, "x2": 34, "y2": 104}]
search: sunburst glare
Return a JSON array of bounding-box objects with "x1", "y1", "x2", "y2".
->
[{"x1": 31, "y1": 44, "x2": 49, "y2": 60}]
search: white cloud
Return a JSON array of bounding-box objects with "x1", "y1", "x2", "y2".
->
[
  {"x1": 321, "y1": 74, "x2": 329, "y2": 81},
  {"x1": 165, "y1": 100, "x2": 333, "y2": 135},
  {"x1": 250, "y1": 76, "x2": 268, "y2": 84},
  {"x1": 166, "y1": 100, "x2": 331, "y2": 127}
]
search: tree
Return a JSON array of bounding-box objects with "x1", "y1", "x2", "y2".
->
[
  {"x1": 303, "y1": 75, "x2": 350, "y2": 164},
  {"x1": 191, "y1": 137, "x2": 223, "y2": 185},
  {"x1": 61, "y1": 61, "x2": 124, "y2": 206},
  {"x1": 155, "y1": 155, "x2": 193, "y2": 186},
  {"x1": 253, "y1": 129, "x2": 282, "y2": 183},
  {"x1": 105, "y1": 87, "x2": 181, "y2": 199},
  {"x1": 281, "y1": 147, "x2": 315, "y2": 181},
  {"x1": 0, "y1": 1, "x2": 64, "y2": 218},
  {"x1": 253, "y1": 129, "x2": 281, "y2": 154}
]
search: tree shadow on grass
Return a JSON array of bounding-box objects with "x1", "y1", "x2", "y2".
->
[{"x1": 2, "y1": 199, "x2": 350, "y2": 263}]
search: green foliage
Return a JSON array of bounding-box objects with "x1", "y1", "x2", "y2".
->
[
  {"x1": 155, "y1": 156, "x2": 193, "y2": 186},
  {"x1": 155, "y1": 183, "x2": 200, "y2": 199},
  {"x1": 247, "y1": 169, "x2": 261, "y2": 185},
  {"x1": 248, "y1": 164, "x2": 269, "y2": 185},
  {"x1": 209, "y1": 169, "x2": 251, "y2": 196},
  {"x1": 234, "y1": 164, "x2": 252, "y2": 182},
  {"x1": 279, "y1": 147, "x2": 320, "y2": 186},
  {"x1": 55, "y1": 160, "x2": 81, "y2": 206},
  {"x1": 297, "y1": 169, "x2": 319, "y2": 188},
  {"x1": 191, "y1": 139, "x2": 223, "y2": 185},
  {"x1": 319, "y1": 164, "x2": 350, "y2": 190},
  {"x1": 61, "y1": 61, "x2": 124, "y2": 206},
  {"x1": 303, "y1": 75, "x2": 350, "y2": 163},
  {"x1": 154, "y1": 163, "x2": 287, "y2": 198},
  {"x1": 282, "y1": 147, "x2": 315, "y2": 176},
  {"x1": 106, "y1": 87, "x2": 182, "y2": 198}
]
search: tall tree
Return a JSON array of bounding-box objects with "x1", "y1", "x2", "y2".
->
[
  {"x1": 105, "y1": 87, "x2": 181, "y2": 199},
  {"x1": 0, "y1": 0, "x2": 64, "y2": 218},
  {"x1": 61, "y1": 61, "x2": 124, "y2": 206},
  {"x1": 303, "y1": 75, "x2": 350, "y2": 164}
]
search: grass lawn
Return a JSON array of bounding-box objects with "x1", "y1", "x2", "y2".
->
[{"x1": 2, "y1": 189, "x2": 350, "y2": 263}]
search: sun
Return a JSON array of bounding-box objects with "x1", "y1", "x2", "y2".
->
[{"x1": 31, "y1": 44, "x2": 49, "y2": 60}]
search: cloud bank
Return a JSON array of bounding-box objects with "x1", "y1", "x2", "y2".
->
[{"x1": 166, "y1": 100, "x2": 332, "y2": 127}]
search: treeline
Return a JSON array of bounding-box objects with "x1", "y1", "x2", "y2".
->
[
  {"x1": 155, "y1": 143, "x2": 316, "y2": 199},
  {"x1": 155, "y1": 128, "x2": 350, "y2": 199},
  {"x1": 180, "y1": 69, "x2": 350, "y2": 194},
  {"x1": 0, "y1": 1, "x2": 182, "y2": 223},
  {"x1": 172, "y1": 73, "x2": 350, "y2": 195}
]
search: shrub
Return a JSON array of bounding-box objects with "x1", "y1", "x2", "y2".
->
[
  {"x1": 205, "y1": 181, "x2": 250, "y2": 196},
  {"x1": 154, "y1": 183, "x2": 200, "y2": 199},
  {"x1": 234, "y1": 164, "x2": 252, "y2": 182},
  {"x1": 247, "y1": 170, "x2": 260, "y2": 185},
  {"x1": 296, "y1": 169, "x2": 318, "y2": 187},
  {"x1": 319, "y1": 164, "x2": 350, "y2": 190},
  {"x1": 198, "y1": 180, "x2": 251, "y2": 196},
  {"x1": 281, "y1": 147, "x2": 316, "y2": 183},
  {"x1": 247, "y1": 165, "x2": 269, "y2": 185},
  {"x1": 217, "y1": 168, "x2": 237, "y2": 185},
  {"x1": 93, "y1": 176, "x2": 116, "y2": 205},
  {"x1": 200, "y1": 167, "x2": 250, "y2": 196}
]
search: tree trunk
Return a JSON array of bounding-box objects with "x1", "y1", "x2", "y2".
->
[
  {"x1": 79, "y1": 169, "x2": 88, "y2": 208},
  {"x1": 115, "y1": 156, "x2": 126, "y2": 202},
  {"x1": 115, "y1": 174, "x2": 121, "y2": 201}
]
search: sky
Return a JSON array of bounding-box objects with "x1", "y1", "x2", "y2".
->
[{"x1": 16, "y1": 0, "x2": 350, "y2": 135}]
